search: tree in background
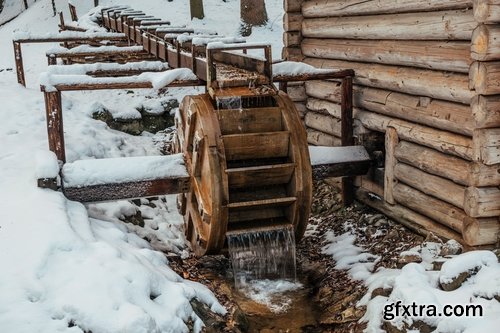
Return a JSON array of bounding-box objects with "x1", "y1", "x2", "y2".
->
[
  {"x1": 190, "y1": 0, "x2": 204, "y2": 20},
  {"x1": 240, "y1": 0, "x2": 268, "y2": 36}
]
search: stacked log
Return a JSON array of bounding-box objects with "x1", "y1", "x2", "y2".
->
[{"x1": 285, "y1": 0, "x2": 500, "y2": 246}]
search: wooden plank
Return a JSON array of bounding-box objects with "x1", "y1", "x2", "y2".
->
[
  {"x1": 227, "y1": 197, "x2": 297, "y2": 209},
  {"x1": 212, "y1": 51, "x2": 266, "y2": 74},
  {"x1": 395, "y1": 140, "x2": 500, "y2": 187},
  {"x1": 384, "y1": 127, "x2": 398, "y2": 205},
  {"x1": 302, "y1": 10, "x2": 476, "y2": 40},
  {"x1": 312, "y1": 160, "x2": 371, "y2": 179},
  {"x1": 63, "y1": 177, "x2": 190, "y2": 203},
  {"x1": 302, "y1": 38, "x2": 471, "y2": 73},
  {"x1": 226, "y1": 163, "x2": 295, "y2": 188},
  {"x1": 305, "y1": 111, "x2": 341, "y2": 137},
  {"x1": 44, "y1": 91, "x2": 65, "y2": 162},
  {"x1": 356, "y1": 110, "x2": 474, "y2": 161},
  {"x1": 394, "y1": 163, "x2": 466, "y2": 209},
  {"x1": 356, "y1": 187, "x2": 464, "y2": 242},
  {"x1": 305, "y1": 58, "x2": 473, "y2": 105},
  {"x1": 218, "y1": 107, "x2": 282, "y2": 134},
  {"x1": 13, "y1": 41, "x2": 25, "y2": 86},
  {"x1": 341, "y1": 76, "x2": 354, "y2": 206},
  {"x1": 307, "y1": 129, "x2": 341, "y2": 146},
  {"x1": 222, "y1": 131, "x2": 290, "y2": 161},
  {"x1": 303, "y1": 0, "x2": 472, "y2": 17},
  {"x1": 305, "y1": 82, "x2": 474, "y2": 136},
  {"x1": 393, "y1": 183, "x2": 465, "y2": 233}
]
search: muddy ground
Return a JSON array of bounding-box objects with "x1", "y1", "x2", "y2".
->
[{"x1": 166, "y1": 180, "x2": 426, "y2": 333}]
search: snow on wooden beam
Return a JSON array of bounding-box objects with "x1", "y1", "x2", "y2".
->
[
  {"x1": 309, "y1": 145, "x2": 371, "y2": 179},
  {"x1": 40, "y1": 68, "x2": 203, "y2": 91},
  {"x1": 61, "y1": 154, "x2": 190, "y2": 202},
  {"x1": 13, "y1": 31, "x2": 127, "y2": 43}
]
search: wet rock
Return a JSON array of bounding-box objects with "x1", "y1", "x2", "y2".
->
[
  {"x1": 92, "y1": 108, "x2": 113, "y2": 123},
  {"x1": 371, "y1": 287, "x2": 392, "y2": 299},
  {"x1": 190, "y1": 298, "x2": 226, "y2": 333},
  {"x1": 397, "y1": 253, "x2": 422, "y2": 268},
  {"x1": 121, "y1": 209, "x2": 144, "y2": 228},
  {"x1": 440, "y1": 269, "x2": 477, "y2": 292},
  {"x1": 108, "y1": 118, "x2": 143, "y2": 135},
  {"x1": 142, "y1": 114, "x2": 167, "y2": 133},
  {"x1": 432, "y1": 259, "x2": 446, "y2": 271},
  {"x1": 439, "y1": 239, "x2": 463, "y2": 256}
]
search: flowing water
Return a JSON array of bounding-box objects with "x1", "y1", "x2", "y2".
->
[{"x1": 227, "y1": 226, "x2": 297, "y2": 290}]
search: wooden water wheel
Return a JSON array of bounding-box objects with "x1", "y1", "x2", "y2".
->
[{"x1": 175, "y1": 92, "x2": 313, "y2": 256}]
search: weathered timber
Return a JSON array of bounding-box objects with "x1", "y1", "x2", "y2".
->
[
  {"x1": 284, "y1": 12, "x2": 303, "y2": 31},
  {"x1": 305, "y1": 58, "x2": 473, "y2": 104},
  {"x1": 13, "y1": 41, "x2": 25, "y2": 86},
  {"x1": 302, "y1": 10, "x2": 476, "y2": 40},
  {"x1": 356, "y1": 187, "x2": 464, "y2": 242},
  {"x1": 463, "y1": 215, "x2": 500, "y2": 246},
  {"x1": 44, "y1": 91, "x2": 65, "y2": 162},
  {"x1": 394, "y1": 163, "x2": 466, "y2": 209},
  {"x1": 384, "y1": 127, "x2": 398, "y2": 205},
  {"x1": 302, "y1": 39, "x2": 471, "y2": 73},
  {"x1": 473, "y1": 128, "x2": 500, "y2": 165},
  {"x1": 393, "y1": 183, "x2": 465, "y2": 233},
  {"x1": 63, "y1": 177, "x2": 190, "y2": 203},
  {"x1": 281, "y1": 46, "x2": 304, "y2": 61},
  {"x1": 284, "y1": 0, "x2": 303, "y2": 12},
  {"x1": 395, "y1": 141, "x2": 500, "y2": 187},
  {"x1": 472, "y1": 95, "x2": 500, "y2": 128},
  {"x1": 41, "y1": 78, "x2": 204, "y2": 92},
  {"x1": 287, "y1": 85, "x2": 306, "y2": 101},
  {"x1": 473, "y1": 0, "x2": 500, "y2": 23},
  {"x1": 283, "y1": 31, "x2": 302, "y2": 47},
  {"x1": 341, "y1": 76, "x2": 355, "y2": 205},
  {"x1": 307, "y1": 129, "x2": 341, "y2": 146},
  {"x1": 356, "y1": 110, "x2": 474, "y2": 160},
  {"x1": 464, "y1": 186, "x2": 500, "y2": 217},
  {"x1": 304, "y1": 112, "x2": 341, "y2": 137},
  {"x1": 305, "y1": 82, "x2": 473, "y2": 136},
  {"x1": 303, "y1": 0, "x2": 473, "y2": 18},
  {"x1": 469, "y1": 61, "x2": 500, "y2": 95},
  {"x1": 312, "y1": 160, "x2": 371, "y2": 180},
  {"x1": 471, "y1": 25, "x2": 500, "y2": 61}
]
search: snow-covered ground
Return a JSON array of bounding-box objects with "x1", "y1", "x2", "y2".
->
[{"x1": 0, "y1": 0, "x2": 283, "y2": 332}]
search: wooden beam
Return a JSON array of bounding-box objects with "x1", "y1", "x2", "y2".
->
[
  {"x1": 303, "y1": 0, "x2": 473, "y2": 18},
  {"x1": 469, "y1": 61, "x2": 500, "y2": 95},
  {"x1": 44, "y1": 91, "x2": 65, "y2": 162},
  {"x1": 302, "y1": 38, "x2": 471, "y2": 73},
  {"x1": 63, "y1": 177, "x2": 190, "y2": 203},
  {"x1": 312, "y1": 160, "x2": 371, "y2": 179},
  {"x1": 41, "y1": 79, "x2": 204, "y2": 92},
  {"x1": 384, "y1": 127, "x2": 398, "y2": 204},
  {"x1": 471, "y1": 94, "x2": 500, "y2": 128},
  {"x1": 302, "y1": 10, "x2": 476, "y2": 40},
  {"x1": 473, "y1": 0, "x2": 500, "y2": 23},
  {"x1": 341, "y1": 76, "x2": 354, "y2": 206},
  {"x1": 13, "y1": 41, "x2": 25, "y2": 86},
  {"x1": 305, "y1": 58, "x2": 473, "y2": 104}
]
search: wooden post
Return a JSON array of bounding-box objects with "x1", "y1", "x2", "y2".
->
[
  {"x1": 384, "y1": 127, "x2": 398, "y2": 204},
  {"x1": 13, "y1": 41, "x2": 25, "y2": 87},
  {"x1": 279, "y1": 81, "x2": 288, "y2": 92},
  {"x1": 341, "y1": 76, "x2": 354, "y2": 205},
  {"x1": 23, "y1": 0, "x2": 28, "y2": 10},
  {"x1": 94, "y1": 0, "x2": 99, "y2": 7},
  {"x1": 44, "y1": 91, "x2": 66, "y2": 163},
  {"x1": 59, "y1": 12, "x2": 66, "y2": 30},
  {"x1": 69, "y1": 3, "x2": 78, "y2": 21},
  {"x1": 47, "y1": 54, "x2": 57, "y2": 66}
]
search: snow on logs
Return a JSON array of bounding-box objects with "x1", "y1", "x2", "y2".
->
[
  {"x1": 61, "y1": 154, "x2": 190, "y2": 202},
  {"x1": 285, "y1": 0, "x2": 500, "y2": 246}
]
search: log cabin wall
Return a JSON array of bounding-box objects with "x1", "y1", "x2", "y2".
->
[{"x1": 283, "y1": 0, "x2": 500, "y2": 247}]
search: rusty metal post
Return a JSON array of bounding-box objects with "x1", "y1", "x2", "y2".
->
[
  {"x1": 341, "y1": 75, "x2": 354, "y2": 206},
  {"x1": 13, "y1": 41, "x2": 26, "y2": 86},
  {"x1": 44, "y1": 91, "x2": 66, "y2": 163}
]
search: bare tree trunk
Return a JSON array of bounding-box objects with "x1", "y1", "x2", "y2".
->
[
  {"x1": 240, "y1": 0, "x2": 268, "y2": 36},
  {"x1": 190, "y1": 0, "x2": 204, "y2": 20}
]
